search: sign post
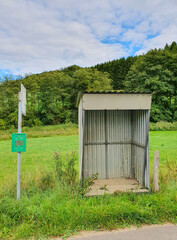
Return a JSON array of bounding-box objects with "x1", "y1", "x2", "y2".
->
[{"x1": 12, "y1": 83, "x2": 26, "y2": 200}]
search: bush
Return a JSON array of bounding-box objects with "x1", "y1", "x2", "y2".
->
[
  {"x1": 52, "y1": 150, "x2": 98, "y2": 195},
  {"x1": 6, "y1": 112, "x2": 18, "y2": 129},
  {"x1": 39, "y1": 172, "x2": 55, "y2": 191},
  {"x1": 23, "y1": 114, "x2": 43, "y2": 127},
  {"x1": 0, "y1": 119, "x2": 6, "y2": 130},
  {"x1": 52, "y1": 150, "x2": 77, "y2": 186},
  {"x1": 149, "y1": 121, "x2": 177, "y2": 131}
]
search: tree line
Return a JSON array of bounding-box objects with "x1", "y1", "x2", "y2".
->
[{"x1": 0, "y1": 42, "x2": 177, "y2": 129}]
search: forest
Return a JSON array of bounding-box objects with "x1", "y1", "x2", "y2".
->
[{"x1": 0, "y1": 42, "x2": 177, "y2": 129}]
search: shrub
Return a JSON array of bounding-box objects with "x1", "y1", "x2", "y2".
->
[
  {"x1": 52, "y1": 150, "x2": 77, "y2": 186},
  {"x1": 39, "y1": 172, "x2": 55, "y2": 191},
  {"x1": 6, "y1": 112, "x2": 18, "y2": 129},
  {"x1": 0, "y1": 119, "x2": 6, "y2": 130},
  {"x1": 52, "y1": 150, "x2": 98, "y2": 194},
  {"x1": 149, "y1": 121, "x2": 177, "y2": 131}
]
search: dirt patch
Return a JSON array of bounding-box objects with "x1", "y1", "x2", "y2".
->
[{"x1": 86, "y1": 178, "x2": 149, "y2": 196}]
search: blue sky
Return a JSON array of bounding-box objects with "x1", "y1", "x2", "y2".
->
[{"x1": 0, "y1": 0, "x2": 177, "y2": 79}]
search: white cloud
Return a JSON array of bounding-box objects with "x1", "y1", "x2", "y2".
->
[
  {"x1": 0, "y1": 0, "x2": 177, "y2": 75},
  {"x1": 135, "y1": 24, "x2": 177, "y2": 55}
]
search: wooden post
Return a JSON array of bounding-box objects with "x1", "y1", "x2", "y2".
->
[{"x1": 153, "y1": 151, "x2": 159, "y2": 192}]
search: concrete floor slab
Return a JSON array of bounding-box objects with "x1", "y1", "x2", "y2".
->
[{"x1": 85, "y1": 178, "x2": 149, "y2": 196}]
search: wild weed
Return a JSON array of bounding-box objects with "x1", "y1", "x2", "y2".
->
[
  {"x1": 159, "y1": 157, "x2": 177, "y2": 186},
  {"x1": 78, "y1": 173, "x2": 98, "y2": 195},
  {"x1": 52, "y1": 150, "x2": 77, "y2": 186},
  {"x1": 52, "y1": 150, "x2": 98, "y2": 195}
]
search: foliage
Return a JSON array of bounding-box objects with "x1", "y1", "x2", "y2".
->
[
  {"x1": 52, "y1": 150, "x2": 77, "y2": 186},
  {"x1": 149, "y1": 121, "x2": 177, "y2": 131},
  {"x1": 0, "y1": 42, "x2": 177, "y2": 128},
  {"x1": 124, "y1": 44, "x2": 177, "y2": 122},
  {"x1": 0, "y1": 68, "x2": 112, "y2": 129},
  {"x1": 94, "y1": 56, "x2": 137, "y2": 90},
  {"x1": 39, "y1": 172, "x2": 55, "y2": 191},
  {"x1": 0, "y1": 119, "x2": 6, "y2": 130}
]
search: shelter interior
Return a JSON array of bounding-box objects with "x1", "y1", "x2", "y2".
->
[{"x1": 79, "y1": 93, "x2": 152, "y2": 195}]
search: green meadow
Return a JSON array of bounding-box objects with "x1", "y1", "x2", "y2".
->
[
  {"x1": 0, "y1": 135, "x2": 79, "y2": 188},
  {"x1": 0, "y1": 131, "x2": 176, "y2": 187},
  {"x1": 0, "y1": 128, "x2": 176, "y2": 239}
]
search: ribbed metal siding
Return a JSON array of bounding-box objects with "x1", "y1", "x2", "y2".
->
[
  {"x1": 107, "y1": 110, "x2": 131, "y2": 179},
  {"x1": 84, "y1": 110, "x2": 106, "y2": 178},
  {"x1": 80, "y1": 108, "x2": 150, "y2": 188},
  {"x1": 132, "y1": 110, "x2": 149, "y2": 186},
  {"x1": 84, "y1": 110, "x2": 132, "y2": 179}
]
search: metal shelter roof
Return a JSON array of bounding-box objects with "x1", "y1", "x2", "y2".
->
[{"x1": 80, "y1": 93, "x2": 152, "y2": 110}]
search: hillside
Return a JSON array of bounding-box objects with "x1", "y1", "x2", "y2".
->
[{"x1": 0, "y1": 42, "x2": 177, "y2": 129}]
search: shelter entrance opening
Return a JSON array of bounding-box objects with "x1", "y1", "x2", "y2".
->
[{"x1": 78, "y1": 93, "x2": 152, "y2": 195}]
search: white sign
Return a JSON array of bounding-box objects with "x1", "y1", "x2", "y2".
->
[{"x1": 20, "y1": 83, "x2": 26, "y2": 116}]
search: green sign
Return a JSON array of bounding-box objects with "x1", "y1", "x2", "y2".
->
[{"x1": 12, "y1": 133, "x2": 26, "y2": 152}]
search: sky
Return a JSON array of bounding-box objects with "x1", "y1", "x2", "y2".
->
[{"x1": 0, "y1": 0, "x2": 177, "y2": 79}]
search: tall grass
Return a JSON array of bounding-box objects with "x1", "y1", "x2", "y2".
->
[
  {"x1": 0, "y1": 123, "x2": 78, "y2": 141},
  {"x1": 0, "y1": 150, "x2": 177, "y2": 239},
  {"x1": 0, "y1": 130, "x2": 176, "y2": 239}
]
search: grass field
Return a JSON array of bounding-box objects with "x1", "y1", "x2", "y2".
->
[
  {"x1": 0, "y1": 123, "x2": 78, "y2": 141},
  {"x1": 0, "y1": 131, "x2": 176, "y2": 188},
  {"x1": 0, "y1": 129, "x2": 176, "y2": 239},
  {"x1": 0, "y1": 135, "x2": 78, "y2": 188}
]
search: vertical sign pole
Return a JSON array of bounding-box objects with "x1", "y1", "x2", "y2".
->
[{"x1": 17, "y1": 92, "x2": 22, "y2": 200}]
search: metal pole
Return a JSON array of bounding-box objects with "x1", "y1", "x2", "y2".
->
[{"x1": 17, "y1": 93, "x2": 22, "y2": 200}]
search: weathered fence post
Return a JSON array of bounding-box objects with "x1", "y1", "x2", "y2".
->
[{"x1": 153, "y1": 150, "x2": 159, "y2": 192}]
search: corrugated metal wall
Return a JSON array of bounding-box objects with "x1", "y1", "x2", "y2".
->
[
  {"x1": 131, "y1": 110, "x2": 149, "y2": 186},
  {"x1": 80, "y1": 109, "x2": 150, "y2": 188},
  {"x1": 107, "y1": 110, "x2": 132, "y2": 179},
  {"x1": 83, "y1": 110, "x2": 132, "y2": 179},
  {"x1": 84, "y1": 110, "x2": 106, "y2": 179}
]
